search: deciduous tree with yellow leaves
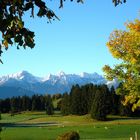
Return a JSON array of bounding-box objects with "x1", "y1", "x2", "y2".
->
[{"x1": 103, "y1": 19, "x2": 140, "y2": 111}]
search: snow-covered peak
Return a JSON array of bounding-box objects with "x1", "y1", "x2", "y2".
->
[
  {"x1": 10, "y1": 70, "x2": 31, "y2": 79},
  {"x1": 91, "y1": 72, "x2": 103, "y2": 79},
  {"x1": 0, "y1": 71, "x2": 104, "y2": 84},
  {"x1": 42, "y1": 73, "x2": 56, "y2": 82},
  {"x1": 57, "y1": 71, "x2": 66, "y2": 77},
  {"x1": 0, "y1": 71, "x2": 41, "y2": 84},
  {"x1": 80, "y1": 72, "x2": 89, "y2": 77},
  {"x1": 79, "y1": 72, "x2": 102, "y2": 79},
  {"x1": 18, "y1": 70, "x2": 30, "y2": 75},
  {"x1": 0, "y1": 70, "x2": 119, "y2": 95}
]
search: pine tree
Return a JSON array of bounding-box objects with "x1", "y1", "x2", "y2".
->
[
  {"x1": 91, "y1": 89, "x2": 109, "y2": 121},
  {"x1": 31, "y1": 95, "x2": 40, "y2": 111},
  {"x1": 22, "y1": 95, "x2": 31, "y2": 111},
  {"x1": 0, "y1": 98, "x2": 11, "y2": 113},
  {"x1": 10, "y1": 97, "x2": 21, "y2": 114},
  {"x1": 101, "y1": 85, "x2": 112, "y2": 114},
  {"x1": 110, "y1": 86, "x2": 120, "y2": 115},
  {"x1": 40, "y1": 95, "x2": 46, "y2": 111},
  {"x1": 45, "y1": 95, "x2": 54, "y2": 115},
  {"x1": 70, "y1": 85, "x2": 82, "y2": 115},
  {"x1": 61, "y1": 93, "x2": 71, "y2": 115}
]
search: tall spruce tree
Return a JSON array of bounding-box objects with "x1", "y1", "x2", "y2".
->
[
  {"x1": 61, "y1": 93, "x2": 71, "y2": 115},
  {"x1": 0, "y1": 98, "x2": 11, "y2": 113},
  {"x1": 70, "y1": 85, "x2": 83, "y2": 115},
  {"x1": 101, "y1": 85, "x2": 112, "y2": 114},
  {"x1": 110, "y1": 86, "x2": 120, "y2": 115},
  {"x1": 31, "y1": 95, "x2": 36, "y2": 111},
  {"x1": 31, "y1": 95, "x2": 42, "y2": 111},
  {"x1": 91, "y1": 88, "x2": 109, "y2": 121},
  {"x1": 45, "y1": 95, "x2": 54, "y2": 115},
  {"x1": 10, "y1": 97, "x2": 21, "y2": 114},
  {"x1": 22, "y1": 95, "x2": 31, "y2": 111}
]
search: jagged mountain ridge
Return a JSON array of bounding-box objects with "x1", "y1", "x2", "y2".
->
[{"x1": 0, "y1": 71, "x2": 118, "y2": 97}]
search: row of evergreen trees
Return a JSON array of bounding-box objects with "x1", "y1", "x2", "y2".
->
[
  {"x1": 0, "y1": 94, "x2": 54, "y2": 115},
  {"x1": 60, "y1": 84, "x2": 140, "y2": 120},
  {"x1": 0, "y1": 84, "x2": 140, "y2": 120}
]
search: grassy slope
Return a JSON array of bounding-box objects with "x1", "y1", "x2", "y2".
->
[{"x1": 0, "y1": 112, "x2": 140, "y2": 140}]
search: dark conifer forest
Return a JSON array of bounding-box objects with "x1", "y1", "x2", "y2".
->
[{"x1": 0, "y1": 84, "x2": 140, "y2": 120}]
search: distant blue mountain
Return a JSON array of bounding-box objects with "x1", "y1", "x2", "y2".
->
[
  {"x1": 0, "y1": 71, "x2": 119, "y2": 98},
  {"x1": 0, "y1": 86, "x2": 35, "y2": 98}
]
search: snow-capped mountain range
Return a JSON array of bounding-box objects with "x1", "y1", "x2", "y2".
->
[{"x1": 0, "y1": 71, "x2": 118, "y2": 98}]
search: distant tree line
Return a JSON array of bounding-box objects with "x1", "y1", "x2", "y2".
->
[
  {"x1": 0, "y1": 84, "x2": 140, "y2": 120},
  {"x1": 60, "y1": 84, "x2": 140, "y2": 120},
  {"x1": 0, "y1": 94, "x2": 54, "y2": 115}
]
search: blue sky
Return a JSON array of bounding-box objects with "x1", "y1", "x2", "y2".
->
[{"x1": 0, "y1": 0, "x2": 139, "y2": 77}]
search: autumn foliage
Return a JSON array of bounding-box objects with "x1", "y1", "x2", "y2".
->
[{"x1": 103, "y1": 19, "x2": 140, "y2": 111}]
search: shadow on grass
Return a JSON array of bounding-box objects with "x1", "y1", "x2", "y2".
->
[
  {"x1": 107, "y1": 116, "x2": 140, "y2": 121},
  {"x1": 0, "y1": 122, "x2": 59, "y2": 128}
]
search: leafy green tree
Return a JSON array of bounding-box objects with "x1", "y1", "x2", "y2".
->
[
  {"x1": 103, "y1": 18, "x2": 140, "y2": 111},
  {"x1": 0, "y1": 0, "x2": 126, "y2": 63}
]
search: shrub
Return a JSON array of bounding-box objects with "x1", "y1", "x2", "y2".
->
[{"x1": 56, "y1": 131, "x2": 80, "y2": 140}]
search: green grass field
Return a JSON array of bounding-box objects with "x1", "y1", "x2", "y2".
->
[{"x1": 0, "y1": 112, "x2": 140, "y2": 140}]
